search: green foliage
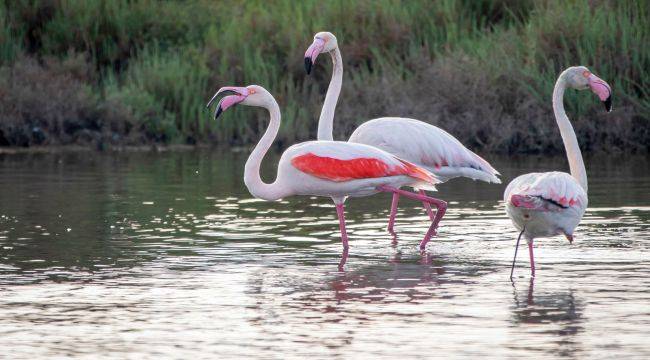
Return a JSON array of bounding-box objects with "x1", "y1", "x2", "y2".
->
[{"x1": 0, "y1": 0, "x2": 647, "y2": 153}]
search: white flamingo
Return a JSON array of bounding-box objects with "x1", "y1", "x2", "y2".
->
[
  {"x1": 505, "y1": 66, "x2": 612, "y2": 278},
  {"x1": 206, "y1": 85, "x2": 447, "y2": 255},
  {"x1": 304, "y1": 31, "x2": 501, "y2": 236}
]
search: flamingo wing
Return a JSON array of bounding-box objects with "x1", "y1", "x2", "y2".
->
[
  {"x1": 348, "y1": 118, "x2": 500, "y2": 183},
  {"x1": 289, "y1": 141, "x2": 437, "y2": 184},
  {"x1": 505, "y1": 172, "x2": 588, "y2": 211}
]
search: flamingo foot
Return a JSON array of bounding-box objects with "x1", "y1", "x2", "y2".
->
[
  {"x1": 419, "y1": 227, "x2": 437, "y2": 251},
  {"x1": 388, "y1": 228, "x2": 398, "y2": 246},
  {"x1": 338, "y1": 247, "x2": 349, "y2": 271},
  {"x1": 565, "y1": 233, "x2": 574, "y2": 244}
]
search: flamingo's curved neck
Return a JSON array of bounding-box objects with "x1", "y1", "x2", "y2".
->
[
  {"x1": 553, "y1": 75, "x2": 588, "y2": 192},
  {"x1": 243, "y1": 99, "x2": 289, "y2": 201},
  {"x1": 317, "y1": 47, "x2": 343, "y2": 141}
]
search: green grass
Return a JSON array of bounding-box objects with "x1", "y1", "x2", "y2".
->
[{"x1": 0, "y1": 0, "x2": 648, "y2": 153}]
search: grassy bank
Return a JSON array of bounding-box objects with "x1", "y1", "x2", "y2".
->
[{"x1": 0, "y1": 0, "x2": 648, "y2": 153}]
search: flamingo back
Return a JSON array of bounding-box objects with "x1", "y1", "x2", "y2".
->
[
  {"x1": 348, "y1": 117, "x2": 500, "y2": 183},
  {"x1": 504, "y1": 172, "x2": 588, "y2": 211}
]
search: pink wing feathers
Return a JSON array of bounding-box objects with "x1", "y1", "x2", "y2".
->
[
  {"x1": 505, "y1": 172, "x2": 587, "y2": 211},
  {"x1": 291, "y1": 153, "x2": 435, "y2": 183},
  {"x1": 287, "y1": 140, "x2": 438, "y2": 185}
]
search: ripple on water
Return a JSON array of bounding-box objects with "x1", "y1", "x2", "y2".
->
[{"x1": 0, "y1": 152, "x2": 649, "y2": 358}]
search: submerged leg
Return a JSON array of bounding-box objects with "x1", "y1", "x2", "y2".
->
[
  {"x1": 419, "y1": 189, "x2": 436, "y2": 221},
  {"x1": 528, "y1": 239, "x2": 535, "y2": 278},
  {"x1": 335, "y1": 203, "x2": 349, "y2": 249},
  {"x1": 338, "y1": 247, "x2": 349, "y2": 271},
  {"x1": 387, "y1": 192, "x2": 400, "y2": 232},
  {"x1": 377, "y1": 185, "x2": 447, "y2": 250},
  {"x1": 510, "y1": 228, "x2": 525, "y2": 279}
]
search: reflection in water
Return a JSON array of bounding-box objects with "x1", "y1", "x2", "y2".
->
[
  {"x1": 330, "y1": 251, "x2": 447, "y2": 304},
  {"x1": 511, "y1": 278, "x2": 584, "y2": 356},
  {"x1": 0, "y1": 151, "x2": 649, "y2": 358}
]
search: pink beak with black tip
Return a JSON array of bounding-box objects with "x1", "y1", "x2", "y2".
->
[
  {"x1": 206, "y1": 86, "x2": 249, "y2": 120},
  {"x1": 587, "y1": 73, "x2": 613, "y2": 112},
  {"x1": 304, "y1": 38, "x2": 325, "y2": 75}
]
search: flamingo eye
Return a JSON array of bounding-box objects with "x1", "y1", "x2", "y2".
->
[
  {"x1": 249, "y1": 89, "x2": 256, "y2": 94},
  {"x1": 583, "y1": 70, "x2": 591, "y2": 78}
]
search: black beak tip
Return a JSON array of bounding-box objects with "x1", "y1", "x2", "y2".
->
[
  {"x1": 603, "y1": 95, "x2": 612, "y2": 112},
  {"x1": 304, "y1": 57, "x2": 312, "y2": 75},
  {"x1": 214, "y1": 106, "x2": 223, "y2": 120}
]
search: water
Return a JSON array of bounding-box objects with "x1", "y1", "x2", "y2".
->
[{"x1": 0, "y1": 150, "x2": 649, "y2": 359}]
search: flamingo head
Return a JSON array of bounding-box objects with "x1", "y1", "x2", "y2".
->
[
  {"x1": 304, "y1": 31, "x2": 338, "y2": 75},
  {"x1": 564, "y1": 66, "x2": 612, "y2": 112},
  {"x1": 205, "y1": 85, "x2": 271, "y2": 120}
]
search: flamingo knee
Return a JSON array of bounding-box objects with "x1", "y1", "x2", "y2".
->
[
  {"x1": 419, "y1": 189, "x2": 436, "y2": 221},
  {"x1": 376, "y1": 185, "x2": 447, "y2": 250}
]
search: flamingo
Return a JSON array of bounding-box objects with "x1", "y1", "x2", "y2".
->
[
  {"x1": 304, "y1": 31, "x2": 501, "y2": 235},
  {"x1": 505, "y1": 66, "x2": 612, "y2": 278},
  {"x1": 206, "y1": 85, "x2": 448, "y2": 254}
]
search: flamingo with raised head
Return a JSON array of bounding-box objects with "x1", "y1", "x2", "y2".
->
[
  {"x1": 505, "y1": 66, "x2": 612, "y2": 278},
  {"x1": 206, "y1": 85, "x2": 447, "y2": 255},
  {"x1": 304, "y1": 31, "x2": 501, "y2": 236}
]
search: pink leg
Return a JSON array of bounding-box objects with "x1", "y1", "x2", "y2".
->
[
  {"x1": 338, "y1": 247, "x2": 349, "y2": 271},
  {"x1": 387, "y1": 192, "x2": 399, "y2": 232},
  {"x1": 419, "y1": 190, "x2": 435, "y2": 221},
  {"x1": 528, "y1": 240, "x2": 535, "y2": 277},
  {"x1": 336, "y1": 203, "x2": 349, "y2": 249},
  {"x1": 377, "y1": 185, "x2": 447, "y2": 250}
]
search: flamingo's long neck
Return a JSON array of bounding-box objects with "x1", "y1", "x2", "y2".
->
[
  {"x1": 317, "y1": 47, "x2": 343, "y2": 141},
  {"x1": 243, "y1": 99, "x2": 289, "y2": 201},
  {"x1": 553, "y1": 74, "x2": 588, "y2": 192}
]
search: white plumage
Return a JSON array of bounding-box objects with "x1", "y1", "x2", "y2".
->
[
  {"x1": 349, "y1": 117, "x2": 501, "y2": 184},
  {"x1": 207, "y1": 85, "x2": 447, "y2": 254},
  {"x1": 505, "y1": 172, "x2": 587, "y2": 240},
  {"x1": 304, "y1": 31, "x2": 500, "y2": 234},
  {"x1": 504, "y1": 66, "x2": 612, "y2": 277}
]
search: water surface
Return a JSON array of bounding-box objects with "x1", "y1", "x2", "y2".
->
[{"x1": 1, "y1": 151, "x2": 649, "y2": 359}]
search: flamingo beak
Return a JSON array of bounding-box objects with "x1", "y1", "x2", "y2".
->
[
  {"x1": 587, "y1": 74, "x2": 612, "y2": 112},
  {"x1": 304, "y1": 38, "x2": 325, "y2": 75},
  {"x1": 565, "y1": 233, "x2": 574, "y2": 244},
  {"x1": 206, "y1": 86, "x2": 249, "y2": 120}
]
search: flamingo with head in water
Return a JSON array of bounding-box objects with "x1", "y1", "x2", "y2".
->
[
  {"x1": 206, "y1": 85, "x2": 447, "y2": 254},
  {"x1": 304, "y1": 31, "x2": 501, "y2": 236},
  {"x1": 505, "y1": 66, "x2": 612, "y2": 278}
]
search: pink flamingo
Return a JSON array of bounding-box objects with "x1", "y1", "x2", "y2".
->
[
  {"x1": 505, "y1": 66, "x2": 612, "y2": 278},
  {"x1": 206, "y1": 85, "x2": 447, "y2": 254},
  {"x1": 304, "y1": 32, "x2": 501, "y2": 234}
]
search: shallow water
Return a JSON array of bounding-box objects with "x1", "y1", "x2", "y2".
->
[{"x1": 0, "y1": 150, "x2": 649, "y2": 359}]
